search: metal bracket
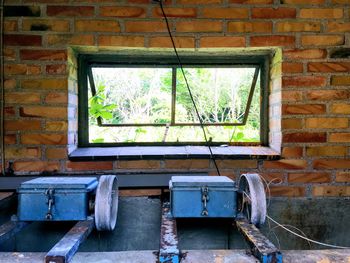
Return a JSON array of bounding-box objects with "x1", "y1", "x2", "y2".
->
[
  {"x1": 201, "y1": 186, "x2": 209, "y2": 216},
  {"x1": 45, "y1": 188, "x2": 55, "y2": 220}
]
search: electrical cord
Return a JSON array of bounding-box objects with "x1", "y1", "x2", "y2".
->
[
  {"x1": 158, "y1": 0, "x2": 221, "y2": 176},
  {"x1": 0, "y1": 0, "x2": 5, "y2": 176}
]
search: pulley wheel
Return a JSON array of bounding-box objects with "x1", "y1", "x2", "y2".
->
[
  {"x1": 95, "y1": 175, "x2": 118, "y2": 231},
  {"x1": 238, "y1": 173, "x2": 266, "y2": 227}
]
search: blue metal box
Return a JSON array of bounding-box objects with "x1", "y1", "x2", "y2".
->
[
  {"x1": 17, "y1": 177, "x2": 98, "y2": 221},
  {"x1": 169, "y1": 176, "x2": 237, "y2": 218}
]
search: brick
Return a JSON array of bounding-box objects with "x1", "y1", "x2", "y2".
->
[
  {"x1": 332, "y1": 0, "x2": 350, "y2": 3},
  {"x1": 306, "y1": 118, "x2": 348, "y2": 129},
  {"x1": 306, "y1": 90, "x2": 349, "y2": 101},
  {"x1": 75, "y1": 20, "x2": 120, "y2": 32},
  {"x1": 276, "y1": 22, "x2": 320, "y2": 32},
  {"x1": 283, "y1": 49, "x2": 326, "y2": 60},
  {"x1": 4, "y1": 20, "x2": 17, "y2": 32},
  {"x1": 22, "y1": 19, "x2": 69, "y2": 32},
  {"x1": 336, "y1": 172, "x2": 350, "y2": 183},
  {"x1": 4, "y1": 34, "x2": 41, "y2": 46},
  {"x1": 21, "y1": 134, "x2": 67, "y2": 145},
  {"x1": 282, "y1": 62, "x2": 303, "y2": 73},
  {"x1": 329, "y1": 133, "x2": 350, "y2": 142},
  {"x1": 14, "y1": 161, "x2": 60, "y2": 172},
  {"x1": 47, "y1": 34, "x2": 95, "y2": 46},
  {"x1": 200, "y1": 37, "x2": 245, "y2": 48},
  {"x1": 313, "y1": 159, "x2": 350, "y2": 169},
  {"x1": 4, "y1": 64, "x2": 41, "y2": 75},
  {"x1": 4, "y1": 107, "x2": 15, "y2": 117},
  {"x1": 149, "y1": 37, "x2": 194, "y2": 48},
  {"x1": 282, "y1": 104, "x2": 326, "y2": 115},
  {"x1": 327, "y1": 22, "x2": 350, "y2": 33},
  {"x1": 217, "y1": 160, "x2": 257, "y2": 169},
  {"x1": 98, "y1": 35, "x2": 144, "y2": 47},
  {"x1": 288, "y1": 172, "x2": 331, "y2": 183},
  {"x1": 66, "y1": 161, "x2": 113, "y2": 171},
  {"x1": 230, "y1": 0, "x2": 272, "y2": 3},
  {"x1": 282, "y1": 91, "x2": 302, "y2": 102},
  {"x1": 153, "y1": 7, "x2": 196, "y2": 18},
  {"x1": 228, "y1": 22, "x2": 272, "y2": 33},
  {"x1": 100, "y1": 6, "x2": 145, "y2": 17},
  {"x1": 5, "y1": 92, "x2": 40, "y2": 103},
  {"x1": 331, "y1": 104, "x2": 350, "y2": 114},
  {"x1": 281, "y1": 0, "x2": 324, "y2": 3},
  {"x1": 120, "y1": 189, "x2": 162, "y2": 197},
  {"x1": 4, "y1": 48, "x2": 16, "y2": 61},
  {"x1": 306, "y1": 146, "x2": 347, "y2": 157},
  {"x1": 282, "y1": 119, "x2": 302, "y2": 129},
  {"x1": 176, "y1": 21, "x2": 222, "y2": 32},
  {"x1": 118, "y1": 160, "x2": 160, "y2": 169},
  {"x1": 20, "y1": 106, "x2": 67, "y2": 118},
  {"x1": 263, "y1": 159, "x2": 307, "y2": 169},
  {"x1": 202, "y1": 8, "x2": 248, "y2": 19},
  {"x1": 4, "y1": 79, "x2": 16, "y2": 89},
  {"x1": 5, "y1": 134, "x2": 16, "y2": 144},
  {"x1": 252, "y1": 8, "x2": 296, "y2": 19},
  {"x1": 5, "y1": 147, "x2": 40, "y2": 159},
  {"x1": 47, "y1": 6, "x2": 94, "y2": 16},
  {"x1": 331, "y1": 76, "x2": 350, "y2": 86},
  {"x1": 282, "y1": 147, "x2": 303, "y2": 158},
  {"x1": 308, "y1": 62, "x2": 350, "y2": 73},
  {"x1": 46, "y1": 64, "x2": 66, "y2": 74},
  {"x1": 46, "y1": 148, "x2": 67, "y2": 159},
  {"x1": 20, "y1": 49, "x2": 67, "y2": 61},
  {"x1": 251, "y1": 36, "x2": 295, "y2": 47},
  {"x1": 177, "y1": 0, "x2": 221, "y2": 3},
  {"x1": 270, "y1": 186, "x2": 305, "y2": 197},
  {"x1": 313, "y1": 186, "x2": 350, "y2": 197},
  {"x1": 283, "y1": 76, "x2": 326, "y2": 87},
  {"x1": 259, "y1": 173, "x2": 284, "y2": 183},
  {"x1": 46, "y1": 121, "x2": 68, "y2": 131},
  {"x1": 301, "y1": 35, "x2": 344, "y2": 46},
  {"x1": 125, "y1": 21, "x2": 168, "y2": 33},
  {"x1": 4, "y1": 6, "x2": 41, "y2": 17},
  {"x1": 283, "y1": 132, "x2": 326, "y2": 142},
  {"x1": 5, "y1": 120, "x2": 41, "y2": 131},
  {"x1": 165, "y1": 159, "x2": 210, "y2": 169},
  {"x1": 21, "y1": 79, "x2": 67, "y2": 90},
  {"x1": 300, "y1": 8, "x2": 343, "y2": 19},
  {"x1": 45, "y1": 92, "x2": 67, "y2": 104}
]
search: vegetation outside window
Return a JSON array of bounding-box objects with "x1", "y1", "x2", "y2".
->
[{"x1": 78, "y1": 54, "x2": 269, "y2": 147}]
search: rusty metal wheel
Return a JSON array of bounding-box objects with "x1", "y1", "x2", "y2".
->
[
  {"x1": 95, "y1": 175, "x2": 118, "y2": 231},
  {"x1": 238, "y1": 173, "x2": 266, "y2": 227}
]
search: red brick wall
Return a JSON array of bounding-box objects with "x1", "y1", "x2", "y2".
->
[{"x1": 2, "y1": 0, "x2": 350, "y2": 198}]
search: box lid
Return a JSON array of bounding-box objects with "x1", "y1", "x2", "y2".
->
[
  {"x1": 170, "y1": 176, "x2": 234, "y2": 187},
  {"x1": 19, "y1": 177, "x2": 98, "y2": 191}
]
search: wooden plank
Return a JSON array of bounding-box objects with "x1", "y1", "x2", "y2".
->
[
  {"x1": 0, "y1": 192, "x2": 14, "y2": 202},
  {"x1": 0, "y1": 220, "x2": 29, "y2": 243},
  {"x1": 236, "y1": 218, "x2": 282, "y2": 263},
  {"x1": 159, "y1": 202, "x2": 180, "y2": 263},
  {"x1": 45, "y1": 217, "x2": 94, "y2": 263}
]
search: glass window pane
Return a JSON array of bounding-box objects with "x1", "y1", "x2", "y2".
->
[{"x1": 89, "y1": 67, "x2": 172, "y2": 125}]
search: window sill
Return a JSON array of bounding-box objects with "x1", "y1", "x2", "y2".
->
[{"x1": 69, "y1": 146, "x2": 280, "y2": 161}]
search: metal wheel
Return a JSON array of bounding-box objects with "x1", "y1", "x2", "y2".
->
[
  {"x1": 95, "y1": 175, "x2": 118, "y2": 231},
  {"x1": 238, "y1": 173, "x2": 266, "y2": 227}
]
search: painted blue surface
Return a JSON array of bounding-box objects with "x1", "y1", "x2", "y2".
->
[
  {"x1": 17, "y1": 177, "x2": 98, "y2": 221},
  {"x1": 170, "y1": 176, "x2": 237, "y2": 218},
  {"x1": 159, "y1": 254, "x2": 180, "y2": 263},
  {"x1": 262, "y1": 253, "x2": 283, "y2": 263}
]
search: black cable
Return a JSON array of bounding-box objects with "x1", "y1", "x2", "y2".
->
[{"x1": 158, "y1": 0, "x2": 221, "y2": 176}]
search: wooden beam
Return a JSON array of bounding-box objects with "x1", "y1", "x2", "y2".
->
[
  {"x1": 0, "y1": 220, "x2": 29, "y2": 243},
  {"x1": 45, "y1": 217, "x2": 94, "y2": 263}
]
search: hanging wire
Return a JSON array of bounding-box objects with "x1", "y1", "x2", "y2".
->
[
  {"x1": 158, "y1": 0, "x2": 221, "y2": 176},
  {"x1": 0, "y1": 0, "x2": 5, "y2": 176}
]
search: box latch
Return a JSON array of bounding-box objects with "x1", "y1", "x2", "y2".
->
[
  {"x1": 201, "y1": 186, "x2": 209, "y2": 216},
  {"x1": 45, "y1": 188, "x2": 55, "y2": 220}
]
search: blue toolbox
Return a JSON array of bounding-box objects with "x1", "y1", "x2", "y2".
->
[
  {"x1": 17, "y1": 177, "x2": 98, "y2": 221},
  {"x1": 169, "y1": 176, "x2": 237, "y2": 218}
]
